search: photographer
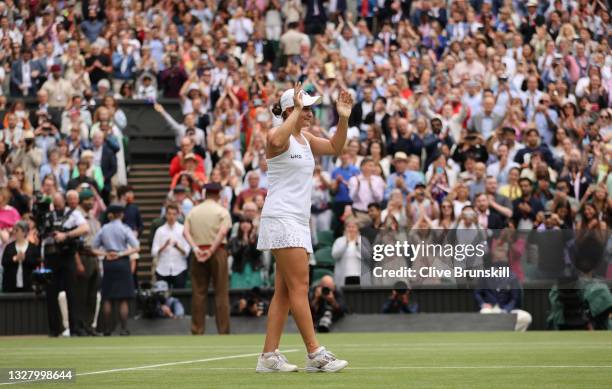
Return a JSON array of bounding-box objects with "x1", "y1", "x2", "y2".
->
[
  {"x1": 140, "y1": 280, "x2": 184, "y2": 319},
  {"x1": 309, "y1": 275, "x2": 348, "y2": 333},
  {"x1": 382, "y1": 281, "x2": 418, "y2": 314},
  {"x1": 231, "y1": 287, "x2": 269, "y2": 317},
  {"x1": 43, "y1": 192, "x2": 90, "y2": 337}
]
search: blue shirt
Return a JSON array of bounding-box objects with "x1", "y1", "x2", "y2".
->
[
  {"x1": 93, "y1": 219, "x2": 139, "y2": 253},
  {"x1": 331, "y1": 164, "x2": 360, "y2": 203},
  {"x1": 385, "y1": 170, "x2": 424, "y2": 200}
]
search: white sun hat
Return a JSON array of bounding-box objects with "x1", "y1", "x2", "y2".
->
[{"x1": 280, "y1": 88, "x2": 321, "y2": 113}]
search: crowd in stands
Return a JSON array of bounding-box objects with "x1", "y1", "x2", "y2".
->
[{"x1": 0, "y1": 1, "x2": 611, "y2": 333}]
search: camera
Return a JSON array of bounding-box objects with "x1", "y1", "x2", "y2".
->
[
  {"x1": 321, "y1": 286, "x2": 331, "y2": 296},
  {"x1": 136, "y1": 282, "x2": 168, "y2": 319},
  {"x1": 317, "y1": 310, "x2": 333, "y2": 333},
  {"x1": 32, "y1": 193, "x2": 79, "y2": 256}
]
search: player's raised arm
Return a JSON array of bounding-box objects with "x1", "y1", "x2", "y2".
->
[
  {"x1": 305, "y1": 89, "x2": 354, "y2": 157},
  {"x1": 266, "y1": 82, "x2": 304, "y2": 156}
]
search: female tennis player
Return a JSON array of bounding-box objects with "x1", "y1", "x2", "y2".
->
[{"x1": 255, "y1": 83, "x2": 353, "y2": 373}]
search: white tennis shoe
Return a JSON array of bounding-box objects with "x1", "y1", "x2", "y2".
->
[
  {"x1": 256, "y1": 349, "x2": 298, "y2": 373},
  {"x1": 305, "y1": 346, "x2": 348, "y2": 373}
]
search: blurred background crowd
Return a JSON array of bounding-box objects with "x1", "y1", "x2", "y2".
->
[{"x1": 0, "y1": 0, "x2": 611, "y2": 334}]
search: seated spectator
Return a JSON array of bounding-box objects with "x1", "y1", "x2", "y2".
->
[
  {"x1": 474, "y1": 262, "x2": 533, "y2": 332},
  {"x1": 309, "y1": 275, "x2": 349, "y2": 333},
  {"x1": 229, "y1": 216, "x2": 263, "y2": 289},
  {"x1": 151, "y1": 204, "x2": 190, "y2": 289},
  {"x1": 1, "y1": 220, "x2": 39, "y2": 292}
]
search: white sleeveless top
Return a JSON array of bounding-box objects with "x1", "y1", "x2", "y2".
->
[{"x1": 260, "y1": 133, "x2": 315, "y2": 224}]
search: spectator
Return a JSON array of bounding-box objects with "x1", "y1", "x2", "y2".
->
[
  {"x1": 1, "y1": 220, "x2": 39, "y2": 292},
  {"x1": 41, "y1": 65, "x2": 74, "y2": 109},
  {"x1": 229, "y1": 216, "x2": 263, "y2": 289},
  {"x1": 332, "y1": 217, "x2": 370, "y2": 287},
  {"x1": 8, "y1": 130, "x2": 42, "y2": 192},
  {"x1": 151, "y1": 203, "x2": 190, "y2": 289}
]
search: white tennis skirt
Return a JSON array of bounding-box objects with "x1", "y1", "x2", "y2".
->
[{"x1": 257, "y1": 216, "x2": 313, "y2": 254}]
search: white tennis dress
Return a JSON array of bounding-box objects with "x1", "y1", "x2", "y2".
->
[{"x1": 257, "y1": 133, "x2": 315, "y2": 253}]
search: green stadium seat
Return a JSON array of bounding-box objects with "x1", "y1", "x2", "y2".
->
[
  {"x1": 316, "y1": 230, "x2": 335, "y2": 248},
  {"x1": 311, "y1": 268, "x2": 334, "y2": 286},
  {"x1": 314, "y1": 247, "x2": 335, "y2": 268}
]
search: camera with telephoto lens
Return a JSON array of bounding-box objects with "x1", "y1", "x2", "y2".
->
[
  {"x1": 32, "y1": 192, "x2": 79, "y2": 256},
  {"x1": 136, "y1": 281, "x2": 169, "y2": 319}
]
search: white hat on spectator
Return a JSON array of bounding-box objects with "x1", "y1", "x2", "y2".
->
[
  {"x1": 98, "y1": 79, "x2": 111, "y2": 90},
  {"x1": 280, "y1": 89, "x2": 321, "y2": 114},
  {"x1": 526, "y1": 0, "x2": 538, "y2": 7}
]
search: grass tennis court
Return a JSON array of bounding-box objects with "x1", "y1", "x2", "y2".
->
[{"x1": 1, "y1": 332, "x2": 611, "y2": 388}]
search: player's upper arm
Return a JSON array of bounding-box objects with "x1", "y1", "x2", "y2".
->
[{"x1": 303, "y1": 132, "x2": 339, "y2": 156}]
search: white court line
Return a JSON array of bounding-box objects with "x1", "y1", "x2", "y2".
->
[
  {"x1": 4, "y1": 341, "x2": 612, "y2": 351},
  {"x1": 0, "y1": 349, "x2": 298, "y2": 385},
  {"x1": 140, "y1": 365, "x2": 612, "y2": 371}
]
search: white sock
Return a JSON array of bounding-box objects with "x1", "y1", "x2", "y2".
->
[
  {"x1": 262, "y1": 351, "x2": 275, "y2": 358},
  {"x1": 308, "y1": 346, "x2": 324, "y2": 358}
]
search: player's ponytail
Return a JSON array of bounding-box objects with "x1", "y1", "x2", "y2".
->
[{"x1": 271, "y1": 103, "x2": 282, "y2": 117}]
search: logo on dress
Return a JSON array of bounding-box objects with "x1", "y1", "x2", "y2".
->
[{"x1": 289, "y1": 154, "x2": 303, "y2": 159}]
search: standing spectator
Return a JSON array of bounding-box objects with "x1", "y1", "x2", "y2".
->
[
  {"x1": 1, "y1": 221, "x2": 39, "y2": 292},
  {"x1": 331, "y1": 218, "x2": 369, "y2": 287},
  {"x1": 91, "y1": 131, "x2": 117, "y2": 204},
  {"x1": 112, "y1": 38, "x2": 138, "y2": 93},
  {"x1": 183, "y1": 183, "x2": 231, "y2": 335},
  {"x1": 151, "y1": 203, "x2": 190, "y2": 289},
  {"x1": 85, "y1": 43, "x2": 112, "y2": 89},
  {"x1": 41, "y1": 65, "x2": 73, "y2": 109},
  {"x1": 228, "y1": 7, "x2": 254, "y2": 50},
  {"x1": 10, "y1": 49, "x2": 44, "y2": 97},
  {"x1": 229, "y1": 216, "x2": 263, "y2": 289},
  {"x1": 92, "y1": 204, "x2": 140, "y2": 336},
  {"x1": 9, "y1": 131, "x2": 42, "y2": 192}
]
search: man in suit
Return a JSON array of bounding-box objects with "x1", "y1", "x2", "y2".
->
[
  {"x1": 303, "y1": 0, "x2": 327, "y2": 36},
  {"x1": 468, "y1": 95, "x2": 504, "y2": 140},
  {"x1": 10, "y1": 49, "x2": 45, "y2": 97},
  {"x1": 474, "y1": 192, "x2": 505, "y2": 231},
  {"x1": 91, "y1": 130, "x2": 116, "y2": 204}
]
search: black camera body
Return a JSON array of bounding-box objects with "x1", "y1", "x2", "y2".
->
[
  {"x1": 136, "y1": 286, "x2": 167, "y2": 319},
  {"x1": 32, "y1": 194, "x2": 79, "y2": 256}
]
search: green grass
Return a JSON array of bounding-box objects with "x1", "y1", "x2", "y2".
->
[{"x1": 1, "y1": 332, "x2": 611, "y2": 388}]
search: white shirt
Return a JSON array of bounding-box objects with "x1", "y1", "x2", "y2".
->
[
  {"x1": 151, "y1": 222, "x2": 190, "y2": 277},
  {"x1": 331, "y1": 236, "x2": 363, "y2": 287}
]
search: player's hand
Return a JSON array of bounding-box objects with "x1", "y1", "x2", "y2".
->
[
  {"x1": 336, "y1": 89, "x2": 353, "y2": 118},
  {"x1": 293, "y1": 82, "x2": 303, "y2": 111}
]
